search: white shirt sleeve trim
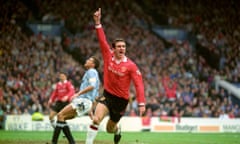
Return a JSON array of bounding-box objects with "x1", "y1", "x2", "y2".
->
[{"x1": 95, "y1": 24, "x2": 102, "y2": 29}]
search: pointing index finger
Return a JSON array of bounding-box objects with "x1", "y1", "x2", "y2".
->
[{"x1": 98, "y1": 8, "x2": 101, "y2": 14}]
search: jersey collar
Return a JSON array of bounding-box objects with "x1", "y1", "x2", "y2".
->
[
  {"x1": 112, "y1": 56, "x2": 127, "y2": 64},
  {"x1": 59, "y1": 80, "x2": 67, "y2": 84}
]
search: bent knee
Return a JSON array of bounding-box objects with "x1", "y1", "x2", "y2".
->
[
  {"x1": 49, "y1": 113, "x2": 56, "y2": 120},
  {"x1": 57, "y1": 113, "x2": 65, "y2": 121},
  {"x1": 105, "y1": 119, "x2": 118, "y2": 133},
  {"x1": 106, "y1": 125, "x2": 116, "y2": 133}
]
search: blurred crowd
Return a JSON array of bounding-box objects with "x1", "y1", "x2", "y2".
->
[{"x1": 1, "y1": 0, "x2": 240, "y2": 127}]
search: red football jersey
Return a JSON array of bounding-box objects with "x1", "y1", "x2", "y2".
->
[
  {"x1": 49, "y1": 80, "x2": 75, "y2": 103},
  {"x1": 96, "y1": 27, "x2": 145, "y2": 104}
]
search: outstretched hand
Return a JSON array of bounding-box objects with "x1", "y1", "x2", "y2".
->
[{"x1": 93, "y1": 8, "x2": 101, "y2": 25}]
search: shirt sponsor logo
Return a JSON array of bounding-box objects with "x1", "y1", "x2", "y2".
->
[
  {"x1": 108, "y1": 66, "x2": 125, "y2": 76},
  {"x1": 58, "y1": 89, "x2": 67, "y2": 93}
]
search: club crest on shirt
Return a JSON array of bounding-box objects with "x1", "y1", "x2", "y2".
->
[{"x1": 121, "y1": 67, "x2": 127, "y2": 72}]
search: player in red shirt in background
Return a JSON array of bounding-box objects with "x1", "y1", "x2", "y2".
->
[
  {"x1": 85, "y1": 8, "x2": 146, "y2": 144},
  {"x1": 48, "y1": 72, "x2": 75, "y2": 128}
]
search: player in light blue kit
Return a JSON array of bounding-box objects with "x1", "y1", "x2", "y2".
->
[{"x1": 50, "y1": 56, "x2": 100, "y2": 144}]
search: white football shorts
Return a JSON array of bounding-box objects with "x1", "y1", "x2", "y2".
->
[{"x1": 71, "y1": 98, "x2": 92, "y2": 117}]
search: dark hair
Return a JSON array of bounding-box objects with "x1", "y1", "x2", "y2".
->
[
  {"x1": 111, "y1": 38, "x2": 126, "y2": 48},
  {"x1": 59, "y1": 71, "x2": 68, "y2": 76},
  {"x1": 91, "y1": 56, "x2": 100, "y2": 69}
]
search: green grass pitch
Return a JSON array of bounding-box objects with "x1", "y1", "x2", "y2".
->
[{"x1": 0, "y1": 130, "x2": 239, "y2": 144}]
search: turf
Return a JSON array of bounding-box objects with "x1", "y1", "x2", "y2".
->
[{"x1": 0, "y1": 130, "x2": 239, "y2": 144}]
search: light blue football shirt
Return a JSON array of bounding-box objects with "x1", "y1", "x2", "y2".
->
[{"x1": 79, "y1": 68, "x2": 100, "y2": 102}]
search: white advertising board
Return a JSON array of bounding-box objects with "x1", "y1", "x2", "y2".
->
[{"x1": 4, "y1": 115, "x2": 240, "y2": 133}]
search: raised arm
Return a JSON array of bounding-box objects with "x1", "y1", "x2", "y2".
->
[{"x1": 93, "y1": 8, "x2": 111, "y2": 63}]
